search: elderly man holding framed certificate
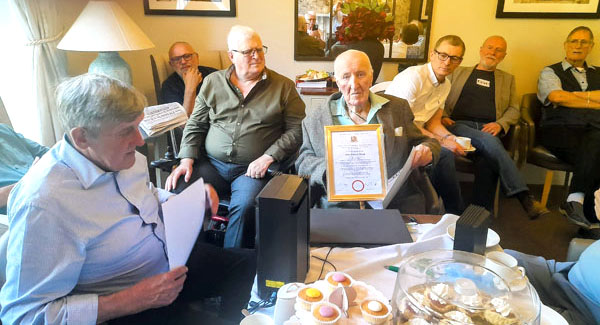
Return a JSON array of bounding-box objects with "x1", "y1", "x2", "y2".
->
[{"x1": 296, "y1": 50, "x2": 442, "y2": 212}]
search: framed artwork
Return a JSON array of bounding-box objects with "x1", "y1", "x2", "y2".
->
[
  {"x1": 325, "y1": 124, "x2": 387, "y2": 202},
  {"x1": 144, "y1": 0, "x2": 236, "y2": 17},
  {"x1": 496, "y1": 0, "x2": 600, "y2": 18}
]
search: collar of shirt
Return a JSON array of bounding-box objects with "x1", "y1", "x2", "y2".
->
[
  {"x1": 561, "y1": 60, "x2": 595, "y2": 73},
  {"x1": 57, "y1": 135, "x2": 109, "y2": 189},
  {"x1": 426, "y1": 62, "x2": 443, "y2": 87},
  {"x1": 331, "y1": 91, "x2": 389, "y2": 125},
  {"x1": 225, "y1": 65, "x2": 269, "y2": 82}
]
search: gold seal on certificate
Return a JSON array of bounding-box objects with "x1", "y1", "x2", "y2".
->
[{"x1": 325, "y1": 124, "x2": 387, "y2": 202}]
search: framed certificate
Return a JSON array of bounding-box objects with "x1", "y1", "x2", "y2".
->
[{"x1": 325, "y1": 124, "x2": 387, "y2": 201}]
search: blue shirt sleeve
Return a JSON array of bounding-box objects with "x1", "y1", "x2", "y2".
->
[
  {"x1": 537, "y1": 67, "x2": 563, "y2": 106},
  {"x1": 0, "y1": 202, "x2": 98, "y2": 325},
  {"x1": 569, "y1": 240, "x2": 600, "y2": 306}
]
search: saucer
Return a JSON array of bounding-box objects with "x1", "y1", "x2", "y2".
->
[{"x1": 463, "y1": 146, "x2": 476, "y2": 152}]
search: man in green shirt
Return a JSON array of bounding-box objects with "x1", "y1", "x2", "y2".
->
[{"x1": 166, "y1": 25, "x2": 305, "y2": 248}]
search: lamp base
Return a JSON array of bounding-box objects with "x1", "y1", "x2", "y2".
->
[{"x1": 88, "y1": 52, "x2": 132, "y2": 85}]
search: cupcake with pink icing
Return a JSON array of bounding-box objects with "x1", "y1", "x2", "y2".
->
[
  {"x1": 311, "y1": 301, "x2": 342, "y2": 325},
  {"x1": 325, "y1": 271, "x2": 354, "y2": 290}
]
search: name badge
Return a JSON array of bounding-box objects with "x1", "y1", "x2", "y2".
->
[
  {"x1": 394, "y1": 127, "x2": 403, "y2": 136},
  {"x1": 476, "y1": 78, "x2": 490, "y2": 87}
]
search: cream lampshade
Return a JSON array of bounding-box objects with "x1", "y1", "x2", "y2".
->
[{"x1": 57, "y1": 1, "x2": 155, "y2": 85}]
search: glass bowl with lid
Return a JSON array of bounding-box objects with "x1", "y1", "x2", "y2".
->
[{"x1": 391, "y1": 250, "x2": 541, "y2": 325}]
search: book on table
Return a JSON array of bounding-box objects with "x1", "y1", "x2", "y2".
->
[{"x1": 140, "y1": 102, "x2": 188, "y2": 137}]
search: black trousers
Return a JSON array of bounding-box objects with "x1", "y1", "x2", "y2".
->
[
  {"x1": 108, "y1": 237, "x2": 256, "y2": 324},
  {"x1": 540, "y1": 125, "x2": 600, "y2": 222}
]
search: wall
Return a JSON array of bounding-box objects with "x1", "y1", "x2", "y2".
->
[{"x1": 64, "y1": 0, "x2": 600, "y2": 183}]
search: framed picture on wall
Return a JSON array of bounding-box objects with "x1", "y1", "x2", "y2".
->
[
  {"x1": 144, "y1": 0, "x2": 236, "y2": 17},
  {"x1": 496, "y1": 0, "x2": 600, "y2": 19}
]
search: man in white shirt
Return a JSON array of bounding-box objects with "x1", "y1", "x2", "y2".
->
[{"x1": 385, "y1": 35, "x2": 466, "y2": 214}]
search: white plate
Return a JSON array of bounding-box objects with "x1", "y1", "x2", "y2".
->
[
  {"x1": 541, "y1": 304, "x2": 568, "y2": 325},
  {"x1": 447, "y1": 224, "x2": 500, "y2": 247}
]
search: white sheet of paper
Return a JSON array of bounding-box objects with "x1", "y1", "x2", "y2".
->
[
  {"x1": 368, "y1": 147, "x2": 416, "y2": 209},
  {"x1": 162, "y1": 178, "x2": 205, "y2": 270}
]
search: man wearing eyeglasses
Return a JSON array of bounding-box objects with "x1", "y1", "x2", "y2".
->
[
  {"x1": 384, "y1": 35, "x2": 465, "y2": 214},
  {"x1": 538, "y1": 26, "x2": 600, "y2": 231},
  {"x1": 441, "y1": 36, "x2": 548, "y2": 219},
  {"x1": 166, "y1": 25, "x2": 305, "y2": 248},
  {"x1": 161, "y1": 42, "x2": 218, "y2": 116}
]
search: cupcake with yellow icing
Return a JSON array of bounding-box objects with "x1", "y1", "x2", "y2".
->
[{"x1": 296, "y1": 286, "x2": 324, "y2": 311}]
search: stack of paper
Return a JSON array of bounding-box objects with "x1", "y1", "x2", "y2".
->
[
  {"x1": 297, "y1": 80, "x2": 328, "y2": 88},
  {"x1": 140, "y1": 102, "x2": 188, "y2": 136}
]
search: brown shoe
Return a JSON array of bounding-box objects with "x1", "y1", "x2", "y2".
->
[{"x1": 522, "y1": 195, "x2": 550, "y2": 220}]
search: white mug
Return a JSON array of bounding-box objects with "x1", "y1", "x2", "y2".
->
[
  {"x1": 456, "y1": 136, "x2": 472, "y2": 149},
  {"x1": 273, "y1": 283, "x2": 305, "y2": 325}
]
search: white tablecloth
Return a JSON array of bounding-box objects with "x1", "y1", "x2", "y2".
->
[{"x1": 249, "y1": 214, "x2": 464, "y2": 316}]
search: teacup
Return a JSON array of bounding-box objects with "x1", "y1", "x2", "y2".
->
[
  {"x1": 486, "y1": 251, "x2": 526, "y2": 276},
  {"x1": 456, "y1": 136, "x2": 472, "y2": 150}
]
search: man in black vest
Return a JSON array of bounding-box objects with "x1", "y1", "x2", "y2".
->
[{"x1": 537, "y1": 26, "x2": 600, "y2": 230}]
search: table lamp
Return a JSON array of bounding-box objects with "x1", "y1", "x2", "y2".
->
[{"x1": 57, "y1": 1, "x2": 154, "y2": 85}]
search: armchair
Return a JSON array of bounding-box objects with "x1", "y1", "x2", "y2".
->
[{"x1": 519, "y1": 93, "x2": 574, "y2": 208}]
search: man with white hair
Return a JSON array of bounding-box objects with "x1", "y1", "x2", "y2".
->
[
  {"x1": 0, "y1": 73, "x2": 256, "y2": 324},
  {"x1": 296, "y1": 50, "x2": 441, "y2": 211},
  {"x1": 167, "y1": 25, "x2": 305, "y2": 248},
  {"x1": 305, "y1": 11, "x2": 322, "y2": 40}
]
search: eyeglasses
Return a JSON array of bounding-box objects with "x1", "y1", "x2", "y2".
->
[
  {"x1": 567, "y1": 39, "x2": 593, "y2": 47},
  {"x1": 169, "y1": 53, "x2": 196, "y2": 64},
  {"x1": 433, "y1": 50, "x2": 463, "y2": 64},
  {"x1": 231, "y1": 46, "x2": 268, "y2": 57}
]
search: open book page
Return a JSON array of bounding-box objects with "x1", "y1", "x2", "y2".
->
[
  {"x1": 368, "y1": 146, "x2": 416, "y2": 209},
  {"x1": 162, "y1": 178, "x2": 206, "y2": 270},
  {"x1": 140, "y1": 102, "x2": 188, "y2": 136}
]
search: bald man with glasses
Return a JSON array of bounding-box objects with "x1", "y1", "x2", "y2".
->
[
  {"x1": 161, "y1": 42, "x2": 218, "y2": 116},
  {"x1": 385, "y1": 35, "x2": 466, "y2": 214},
  {"x1": 166, "y1": 25, "x2": 305, "y2": 248}
]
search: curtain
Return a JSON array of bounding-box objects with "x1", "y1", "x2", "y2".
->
[{"x1": 12, "y1": 0, "x2": 68, "y2": 146}]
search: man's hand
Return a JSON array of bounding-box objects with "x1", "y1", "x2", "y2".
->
[
  {"x1": 411, "y1": 144, "x2": 433, "y2": 169},
  {"x1": 130, "y1": 266, "x2": 187, "y2": 310},
  {"x1": 245, "y1": 154, "x2": 274, "y2": 179},
  {"x1": 165, "y1": 158, "x2": 194, "y2": 191},
  {"x1": 442, "y1": 137, "x2": 466, "y2": 156},
  {"x1": 97, "y1": 266, "x2": 188, "y2": 323},
  {"x1": 594, "y1": 188, "x2": 600, "y2": 222},
  {"x1": 205, "y1": 184, "x2": 219, "y2": 217},
  {"x1": 183, "y1": 68, "x2": 202, "y2": 90},
  {"x1": 441, "y1": 117, "x2": 455, "y2": 127},
  {"x1": 481, "y1": 122, "x2": 502, "y2": 136}
]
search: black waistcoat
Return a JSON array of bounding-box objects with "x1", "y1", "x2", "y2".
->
[{"x1": 542, "y1": 62, "x2": 600, "y2": 127}]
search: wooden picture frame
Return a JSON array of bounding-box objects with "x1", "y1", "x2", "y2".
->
[
  {"x1": 144, "y1": 0, "x2": 236, "y2": 17},
  {"x1": 325, "y1": 124, "x2": 387, "y2": 202},
  {"x1": 496, "y1": 0, "x2": 600, "y2": 19}
]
